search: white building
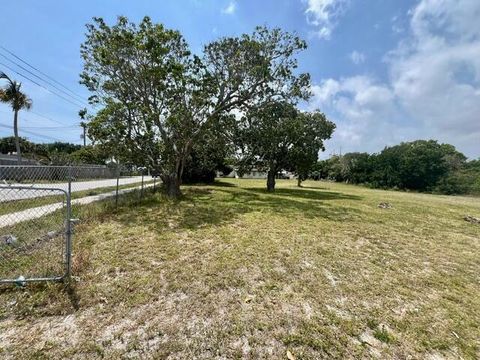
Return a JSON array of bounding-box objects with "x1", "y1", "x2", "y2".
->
[{"x1": 219, "y1": 168, "x2": 295, "y2": 179}]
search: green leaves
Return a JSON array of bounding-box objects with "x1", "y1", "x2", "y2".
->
[
  {"x1": 80, "y1": 17, "x2": 312, "y2": 195},
  {"x1": 235, "y1": 102, "x2": 335, "y2": 187},
  {"x1": 0, "y1": 73, "x2": 32, "y2": 111}
]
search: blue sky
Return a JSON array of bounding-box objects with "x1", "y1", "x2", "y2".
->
[{"x1": 1, "y1": 0, "x2": 479, "y2": 158}]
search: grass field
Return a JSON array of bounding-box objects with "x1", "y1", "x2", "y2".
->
[{"x1": 0, "y1": 179, "x2": 479, "y2": 359}]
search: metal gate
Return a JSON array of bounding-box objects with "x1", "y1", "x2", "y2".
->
[
  {"x1": 0, "y1": 185, "x2": 72, "y2": 284},
  {"x1": 0, "y1": 164, "x2": 152, "y2": 286}
]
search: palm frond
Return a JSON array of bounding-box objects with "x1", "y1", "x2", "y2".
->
[
  {"x1": 0, "y1": 71, "x2": 13, "y2": 84},
  {"x1": 23, "y1": 96, "x2": 33, "y2": 110},
  {"x1": 0, "y1": 89, "x2": 7, "y2": 102},
  {"x1": 0, "y1": 77, "x2": 32, "y2": 110}
]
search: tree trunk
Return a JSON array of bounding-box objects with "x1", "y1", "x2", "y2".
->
[
  {"x1": 297, "y1": 177, "x2": 302, "y2": 187},
  {"x1": 162, "y1": 174, "x2": 182, "y2": 198},
  {"x1": 13, "y1": 110, "x2": 21, "y2": 164},
  {"x1": 160, "y1": 147, "x2": 190, "y2": 199},
  {"x1": 267, "y1": 169, "x2": 276, "y2": 192}
]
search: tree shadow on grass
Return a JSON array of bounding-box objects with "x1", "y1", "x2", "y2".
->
[
  {"x1": 214, "y1": 186, "x2": 361, "y2": 222},
  {"x1": 182, "y1": 180, "x2": 238, "y2": 188},
  {"x1": 210, "y1": 180, "x2": 238, "y2": 188},
  {"x1": 244, "y1": 187, "x2": 362, "y2": 202},
  {"x1": 113, "y1": 184, "x2": 363, "y2": 233},
  {"x1": 0, "y1": 185, "x2": 362, "y2": 318}
]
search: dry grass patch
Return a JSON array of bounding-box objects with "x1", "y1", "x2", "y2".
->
[{"x1": 1, "y1": 179, "x2": 479, "y2": 359}]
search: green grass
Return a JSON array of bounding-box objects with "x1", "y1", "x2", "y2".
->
[
  {"x1": 0, "y1": 185, "x2": 155, "y2": 284},
  {"x1": 0, "y1": 179, "x2": 479, "y2": 359},
  {"x1": 373, "y1": 326, "x2": 395, "y2": 344}
]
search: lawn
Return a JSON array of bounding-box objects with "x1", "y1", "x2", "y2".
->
[{"x1": 0, "y1": 179, "x2": 479, "y2": 359}]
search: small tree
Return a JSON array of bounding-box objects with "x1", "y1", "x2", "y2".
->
[
  {"x1": 0, "y1": 72, "x2": 32, "y2": 164},
  {"x1": 287, "y1": 111, "x2": 335, "y2": 187},
  {"x1": 236, "y1": 102, "x2": 334, "y2": 191}
]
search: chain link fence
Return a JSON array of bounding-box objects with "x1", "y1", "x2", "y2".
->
[
  {"x1": 0, "y1": 165, "x2": 156, "y2": 285},
  {"x1": 0, "y1": 187, "x2": 70, "y2": 284}
]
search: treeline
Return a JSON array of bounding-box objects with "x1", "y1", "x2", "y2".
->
[
  {"x1": 311, "y1": 140, "x2": 480, "y2": 195},
  {"x1": 0, "y1": 137, "x2": 108, "y2": 165}
]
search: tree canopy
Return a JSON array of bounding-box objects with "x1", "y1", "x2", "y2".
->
[
  {"x1": 313, "y1": 140, "x2": 478, "y2": 195},
  {"x1": 0, "y1": 72, "x2": 32, "y2": 163},
  {"x1": 235, "y1": 102, "x2": 335, "y2": 191},
  {"x1": 81, "y1": 16, "x2": 311, "y2": 197}
]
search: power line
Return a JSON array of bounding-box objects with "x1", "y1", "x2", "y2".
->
[
  {"x1": 0, "y1": 52, "x2": 90, "y2": 108},
  {"x1": 29, "y1": 110, "x2": 76, "y2": 127},
  {"x1": 0, "y1": 45, "x2": 91, "y2": 107},
  {"x1": 0, "y1": 123, "x2": 71, "y2": 142},
  {"x1": 0, "y1": 109, "x2": 75, "y2": 127},
  {"x1": 0, "y1": 61, "x2": 86, "y2": 109},
  {"x1": 23, "y1": 125, "x2": 79, "y2": 130},
  {"x1": 0, "y1": 121, "x2": 78, "y2": 130}
]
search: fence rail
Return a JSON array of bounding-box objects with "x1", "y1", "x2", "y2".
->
[
  {"x1": 0, "y1": 164, "x2": 156, "y2": 285},
  {"x1": 0, "y1": 164, "x2": 116, "y2": 182}
]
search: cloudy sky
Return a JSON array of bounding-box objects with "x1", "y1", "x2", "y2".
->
[{"x1": 0, "y1": 0, "x2": 479, "y2": 158}]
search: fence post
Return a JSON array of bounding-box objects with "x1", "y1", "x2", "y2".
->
[
  {"x1": 115, "y1": 165, "x2": 120, "y2": 207},
  {"x1": 153, "y1": 174, "x2": 156, "y2": 193},
  {"x1": 65, "y1": 166, "x2": 73, "y2": 279},
  {"x1": 141, "y1": 170, "x2": 145, "y2": 198}
]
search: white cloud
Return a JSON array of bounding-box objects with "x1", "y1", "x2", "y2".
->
[
  {"x1": 311, "y1": 76, "x2": 395, "y2": 117},
  {"x1": 304, "y1": 0, "x2": 348, "y2": 39},
  {"x1": 311, "y1": 76, "x2": 402, "y2": 155},
  {"x1": 221, "y1": 1, "x2": 237, "y2": 15},
  {"x1": 390, "y1": 0, "x2": 480, "y2": 154},
  {"x1": 311, "y1": 0, "x2": 480, "y2": 158},
  {"x1": 349, "y1": 50, "x2": 365, "y2": 65},
  {"x1": 391, "y1": 15, "x2": 405, "y2": 34}
]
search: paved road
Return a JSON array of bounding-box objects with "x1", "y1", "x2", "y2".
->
[
  {"x1": 0, "y1": 176, "x2": 154, "y2": 202},
  {"x1": 0, "y1": 183, "x2": 154, "y2": 227}
]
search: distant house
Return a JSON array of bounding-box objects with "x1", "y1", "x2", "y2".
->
[
  {"x1": 219, "y1": 168, "x2": 295, "y2": 179},
  {"x1": 0, "y1": 154, "x2": 39, "y2": 165},
  {"x1": 219, "y1": 168, "x2": 266, "y2": 179}
]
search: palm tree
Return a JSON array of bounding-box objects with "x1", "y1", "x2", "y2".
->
[{"x1": 0, "y1": 72, "x2": 32, "y2": 164}]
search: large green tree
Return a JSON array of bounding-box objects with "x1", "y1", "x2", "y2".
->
[
  {"x1": 236, "y1": 102, "x2": 334, "y2": 191},
  {"x1": 0, "y1": 72, "x2": 32, "y2": 164},
  {"x1": 372, "y1": 140, "x2": 464, "y2": 190},
  {"x1": 81, "y1": 16, "x2": 310, "y2": 197},
  {"x1": 316, "y1": 140, "x2": 473, "y2": 194}
]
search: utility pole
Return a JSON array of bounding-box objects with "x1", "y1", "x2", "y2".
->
[
  {"x1": 80, "y1": 122, "x2": 87, "y2": 147},
  {"x1": 79, "y1": 108, "x2": 88, "y2": 147}
]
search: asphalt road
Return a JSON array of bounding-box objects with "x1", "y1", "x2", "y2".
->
[
  {"x1": 0, "y1": 183, "x2": 154, "y2": 227},
  {"x1": 0, "y1": 176, "x2": 154, "y2": 202}
]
